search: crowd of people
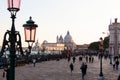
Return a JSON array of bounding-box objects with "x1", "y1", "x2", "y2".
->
[
  {"x1": 2, "y1": 52, "x2": 120, "y2": 80},
  {"x1": 68, "y1": 54, "x2": 120, "y2": 80},
  {"x1": 69, "y1": 55, "x2": 94, "y2": 80}
]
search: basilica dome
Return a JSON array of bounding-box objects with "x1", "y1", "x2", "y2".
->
[{"x1": 64, "y1": 31, "x2": 73, "y2": 43}]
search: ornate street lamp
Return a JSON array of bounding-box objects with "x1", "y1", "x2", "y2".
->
[
  {"x1": 0, "y1": 0, "x2": 23, "y2": 80},
  {"x1": 7, "y1": 0, "x2": 22, "y2": 80},
  {"x1": 23, "y1": 17, "x2": 38, "y2": 56},
  {"x1": 98, "y1": 37, "x2": 104, "y2": 80}
]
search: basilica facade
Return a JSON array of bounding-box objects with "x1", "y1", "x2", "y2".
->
[
  {"x1": 57, "y1": 31, "x2": 76, "y2": 51},
  {"x1": 41, "y1": 31, "x2": 76, "y2": 53}
]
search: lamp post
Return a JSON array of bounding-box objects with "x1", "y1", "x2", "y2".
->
[
  {"x1": 98, "y1": 37, "x2": 104, "y2": 80},
  {"x1": 1, "y1": 0, "x2": 23, "y2": 80},
  {"x1": 7, "y1": 0, "x2": 19, "y2": 80},
  {"x1": 23, "y1": 17, "x2": 38, "y2": 59},
  {"x1": 7, "y1": 0, "x2": 21, "y2": 80}
]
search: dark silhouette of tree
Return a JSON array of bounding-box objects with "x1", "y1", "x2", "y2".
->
[
  {"x1": 88, "y1": 42, "x2": 99, "y2": 50},
  {"x1": 103, "y1": 36, "x2": 109, "y2": 49},
  {"x1": 88, "y1": 36, "x2": 109, "y2": 51}
]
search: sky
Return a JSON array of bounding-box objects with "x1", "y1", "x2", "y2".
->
[{"x1": 0, "y1": 0, "x2": 120, "y2": 47}]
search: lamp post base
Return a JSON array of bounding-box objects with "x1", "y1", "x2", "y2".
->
[{"x1": 98, "y1": 76, "x2": 104, "y2": 80}]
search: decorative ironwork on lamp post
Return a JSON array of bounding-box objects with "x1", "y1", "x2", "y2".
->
[
  {"x1": 98, "y1": 37, "x2": 104, "y2": 80},
  {"x1": 0, "y1": 0, "x2": 23, "y2": 80},
  {"x1": 23, "y1": 17, "x2": 38, "y2": 58}
]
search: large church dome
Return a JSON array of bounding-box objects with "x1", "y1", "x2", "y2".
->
[
  {"x1": 64, "y1": 31, "x2": 76, "y2": 51},
  {"x1": 64, "y1": 31, "x2": 73, "y2": 43}
]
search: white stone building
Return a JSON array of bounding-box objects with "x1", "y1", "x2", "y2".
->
[
  {"x1": 41, "y1": 31, "x2": 76, "y2": 54},
  {"x1": 109, "y1": 18, "x2": 120, "y2": 56}
]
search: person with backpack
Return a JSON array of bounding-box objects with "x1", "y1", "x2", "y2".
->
[{"x1": 80, "y1": 62, "x2": 87, "y2": 80}]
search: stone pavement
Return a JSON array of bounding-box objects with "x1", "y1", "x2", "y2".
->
[{"x1": 0, "y1": 56, "x2": 120, "y2": 80}]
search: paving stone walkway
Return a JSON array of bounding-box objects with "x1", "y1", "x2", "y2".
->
[{"x1": 0, "y1": 56, "x2": 120, "y2": 80}]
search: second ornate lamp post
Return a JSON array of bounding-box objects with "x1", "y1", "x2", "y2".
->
[
  {"x1": 23, "y1": 17, "x2": 38, "y2": 57},
  {"x1": 98, "y1": 37, "x2": 104, "y2": 80}
]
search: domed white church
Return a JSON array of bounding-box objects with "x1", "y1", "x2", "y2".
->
[
  {"x1": 41, "y1": 31, "x2": 76, "y2": 53},
  {"x1": 57, "y1": 31, "x2": 76, "y2": 51}
]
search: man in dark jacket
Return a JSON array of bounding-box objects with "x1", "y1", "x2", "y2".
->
[{"x1": 80, "y1": 62, "x2": 87, "y2": 80}]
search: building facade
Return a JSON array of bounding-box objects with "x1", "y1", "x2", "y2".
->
[
  {"x1": 109, "y1": 18, "x2": 120, "y2": 56},
  {"x1": 41, "y1": 31, "x2": 76, "y2": 54}
]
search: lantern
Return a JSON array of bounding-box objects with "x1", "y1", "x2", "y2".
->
[
  {"x1": 23, "y1": 17, "x2": 38, "y2": 42},
  {"x1": 7, "y1": 0, "x2": 20, "y2": 12}
]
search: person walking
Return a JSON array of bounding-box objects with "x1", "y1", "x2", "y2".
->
[
  {"x1": 68, "y1": 56, "x2": 71, "y2": 62},
  {"x1": 4, "y1": 66, "x2": 10, "y2": 80},
  {"x1": 72, "y1": 56, "x2": 76, "y2": 63},
  {"x1": 69, "y1": 62, "x2": 74, "y2": 75},
  {"x1": 113, "y1": 61, "x2": 115, "y2": 70},
  {"x1": 115, "y1": 59, "x2": 119, "y2": 70},
  {"x1": 79, "y1": 56, "x2": 83, "y2": 62},
  {"x1": 85, "y1": 56, "x2": 88, "y2": 62},
  {"x1": 32, "y1": 58, "x2": 36, "y2": 67},
  {"x1": 80, "y1": 62, "x2": 87, "y2": 80},
  {"x1": 89, "y1": 56, "x2": 91, "y2": 63},
  {"x1": 91, "y1": 56, "x2": 94, "y2": 63}
]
